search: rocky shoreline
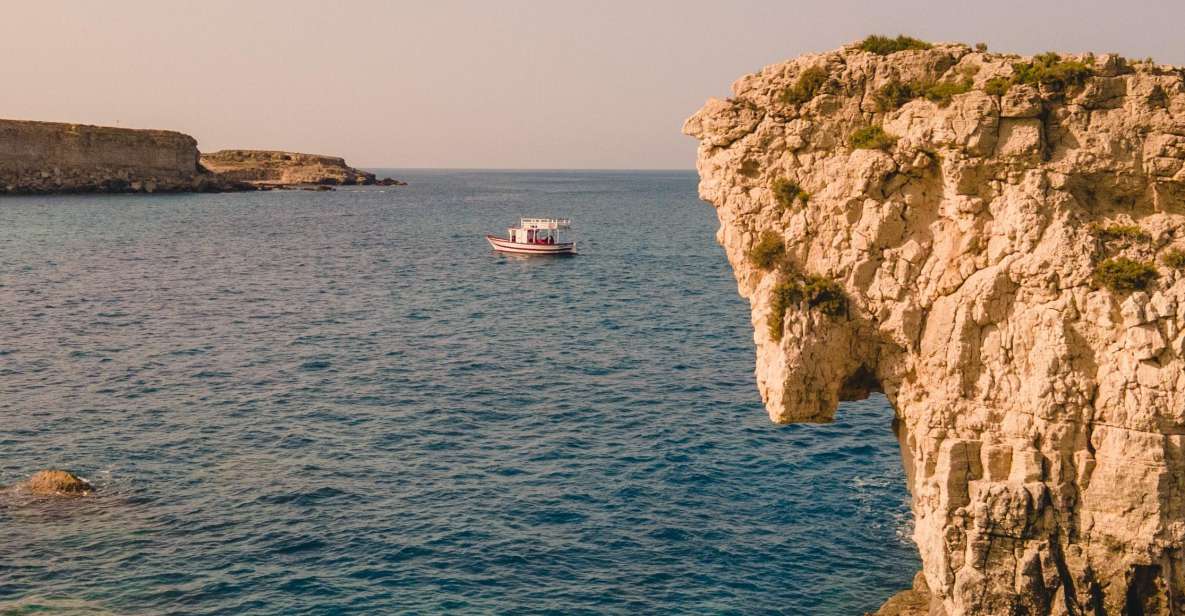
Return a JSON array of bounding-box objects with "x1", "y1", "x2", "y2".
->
[
  {"x1": 200, "y1": 149, "x2": 406, "y2": 189},
  {"x1": 686, "y1": 37, "x2": 1185, "y2": 615},
  {"x1": 0, "y1": 118, "x2": 403, "y2": 195}
]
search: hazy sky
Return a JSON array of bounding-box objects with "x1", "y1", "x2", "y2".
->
[{"x1": 2, "y1": 1, "x2": 1183, "y2": 168}]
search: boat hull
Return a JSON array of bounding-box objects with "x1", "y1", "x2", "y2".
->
[{"x1": 486, "y1": 235, "x2": 576, "y2": 255}]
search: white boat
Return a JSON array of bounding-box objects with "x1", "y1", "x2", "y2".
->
[{"x1": 486, "y1": 217, "x2": 576, "y2": 255}]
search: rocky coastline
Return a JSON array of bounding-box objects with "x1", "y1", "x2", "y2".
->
[
  {"x1": 0, "y1": 118, "x2": 403, "y2": 194},
  {"x1": 686, "y1": 38, "x2": 1185, "y2": 615},
  {"x1": 200, "y1": 149, "x2": 406, "y2": 189}
]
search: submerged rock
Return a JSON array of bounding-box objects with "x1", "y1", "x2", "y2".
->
[
  {"x1": 686, "y1": 40, "x2": 1185, "y2": 615},
  {"x1": 20, "y1": 470, "x2": 95, "y2": 496},
  {"x1": 870, "y1": 571, "x2": 931, "y2": 616}
]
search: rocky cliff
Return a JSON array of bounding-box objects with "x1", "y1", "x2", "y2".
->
[
  {"x1": 685, "y1": 39, "x2": 1185, "y2": 615},
  {"x1": 0, "y1": 119, "x2": 226, "y2": 193},
  {"x1": 200, "y1": 150, "x2": 403, "y2": 187}
]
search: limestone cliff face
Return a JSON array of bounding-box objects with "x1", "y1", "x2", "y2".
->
[
  {"x1": 200, "y1": 150, "x2": 400, "y2": 187},
  {"x1": 686, "y1": 42, "x2": 1185, "y2": 615},
  {"x1": 0, "y1": 119, "x2": 221, "y2": 193}
]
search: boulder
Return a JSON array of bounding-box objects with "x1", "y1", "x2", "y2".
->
[{"x1": 20, "y1": 470, "x2": 95, "y2": 496}]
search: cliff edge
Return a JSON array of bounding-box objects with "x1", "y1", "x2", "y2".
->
[
  {"x1": 0, "y1": 119, "x2": 225, "y2": 193},
  {"x1": 685, "y1": 39, "x2": 1185, "y2": 615}
]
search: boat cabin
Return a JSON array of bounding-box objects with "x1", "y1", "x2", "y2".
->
[{"x1": 509, "y1": 218, "x2": 571, "y2": 245}]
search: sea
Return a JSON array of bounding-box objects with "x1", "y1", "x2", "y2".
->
[{"x1": 0, "y1": 170, "x2": 918, "y2": 615}]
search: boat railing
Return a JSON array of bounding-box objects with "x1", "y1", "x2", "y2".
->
[{"x1": 520, "y1": 218, "x2": 571, "y2": 229}]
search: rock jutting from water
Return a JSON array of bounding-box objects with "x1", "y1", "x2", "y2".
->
[
  {"x1": 199, "y1": 149, "x2": 406, "y2": 189},
  {"x1": 17, "y1": 470, "x2": 95, "y2": 496},
  {"x1": 685, "y1": 39, "x2": 1185, "y2": 615}
]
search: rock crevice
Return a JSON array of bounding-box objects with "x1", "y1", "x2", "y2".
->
[{"x1": 686, "y1": 41, "x2": 1185, "y2": 615}]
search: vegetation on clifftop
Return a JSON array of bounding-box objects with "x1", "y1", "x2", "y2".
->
[
  {"x1": 780, "y1": 66, "x2": 829, "y2": 106},
  {"x1": 984, "y1": 77, "x2": 1010, "y2": 96},
  {"x1": 1010, "y1": 52, "x2": 1094, "y2": 92},
  {"x1": 858, "y1": 35, "x2": 932, "y2": 55},
  {"x1": 875, "y1": 74, "x2": 974, "y2": 111}
]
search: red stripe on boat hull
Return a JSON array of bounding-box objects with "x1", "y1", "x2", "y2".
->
[{"x1": 485, "y1": 235, "x2": 576, "y2": 255}]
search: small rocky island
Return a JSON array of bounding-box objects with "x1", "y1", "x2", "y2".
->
[
  {"x1": 686, "y1": 36, "x2": 1185, "y2": 615},
  {"x1": 0, "y1": 118, "x2": 403, "y2": 194},
  {"x1": 200, "y1": 149, "x2": 406, "y2": 189}
]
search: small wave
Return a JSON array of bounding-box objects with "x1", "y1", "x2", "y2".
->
[{"x1": 0, "y1": 597, "x2": 117, "y2": 615}]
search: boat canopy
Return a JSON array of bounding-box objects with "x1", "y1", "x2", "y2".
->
[{"x1": 519, "y1": 218, "x2": 570, "y2": 230}]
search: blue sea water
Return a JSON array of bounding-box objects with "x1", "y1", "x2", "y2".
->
[{"x1": 0, "y1": 170, "x2": 918, "y2": 615}]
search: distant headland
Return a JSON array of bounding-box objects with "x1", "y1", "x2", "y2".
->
[{"x1": 0, "y1": 118, "x2": 403, "y2": 194}]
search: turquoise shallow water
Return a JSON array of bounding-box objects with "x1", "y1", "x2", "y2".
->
[{"x1": 0, "y1": 170, "x2": 918, "y2": 615}]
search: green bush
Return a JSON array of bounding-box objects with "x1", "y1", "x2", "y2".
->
[
  {"x1": 780, "y1": 66, "x2": 829, "y2": 106},
  {"x1": 1090, "y1": 223, "x2": 1150, "y2": 243},
  {"x1": 984, "y1": 76, "x2": 1010, "y2": 96},
  {"x1": 771, "y1": 177, "x2": 809, "y2": 209},
  {"x1": 1011, "y1": 52, "x2": 1093, "y2": 92},
  {"x1": 858, "y1": 35, "x2": 932, "y2": 55},
  {"x1": 850, "y1": 126, "x2": 898, "y2": 150},
  {"x1": 922, "y1": 79, "x2": 973, "y2": 106},
  {"x1": 1163, "y1": 249, "x2": 1185, "y2": 269},
  {"x1": 767, "y1": 275, "x2": 846, "y2": 341},
  {"x1": 768, "y1": 279, "x2": 801, "y2": 341},
  {"x1": 749, "y1": 231, "x2": 786, "y2": 270},
  {"x1": 876, "y1": 77, "x2": 972, "y2": 110},
  {"x1": 1095, "y1": 258, "x2": 1159, "y2": 292},
  {"x1": 974, "y1": 42, "x2": 988, "y2": 53},
  {"x1": 874, "y1": 80, "x2": 921, "y2": 111},
  {"x1": 802, "y1": 276, "x2": 846, "y2": 316}
]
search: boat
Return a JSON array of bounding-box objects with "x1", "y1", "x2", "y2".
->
[{"x1": 486, "y1": 217, "x2": 576, "y2": 255}]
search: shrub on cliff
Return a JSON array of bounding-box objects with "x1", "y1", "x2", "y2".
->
[
  {"x1": 768, "y1": 275, "x2": 846, "y2": 342},
  {"x1": 858, "y1": 35, "x2": 932, "y2": 55},
  {"x1": 771, "y1": 178, "x2": 809, "y2": 209},
  {"x1": 874, "y1": 80, "x2": 921, "y2": 111},
  {"x1": 922, "y1": 79, "x2": 973, "y2": 106},
  {"x1": 1163, "y1": 249, "x2": 1185, "y2": 270},
  {"x1": 1095, "y1": 258, "x2": 1159, "y2": 292},
  {"x1": 984, "y1": 77, "x2": 1010, "y2": 96},
  {"x1": 768, "y1": 279, "x2": 799, "y2": 341},
  {"x1": 801, "y1": 276, "x2": 846, "y2": 316},
  {"x1": 1090, "y1": 223, "x2": 1150, "y2": 243},
  {"x1": 780, "y1": 66, "x2": 829, "y2": 106},
  {"x1": 749, "y1": 231, "x2": 786, "y2": 270},
  {"x1": 850, "y1": 126, "x2": 898, "y2": 150},
  {"x1": 1012, "y1": 52, "x2": 1093, "y2": 92},
  {"x1": 877, "y1": 77, "x2": 973, "y2": 110}
]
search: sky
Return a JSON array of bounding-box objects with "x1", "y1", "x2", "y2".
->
[{"x1": 2, "y1": 1, "x2": 1183, "y2": 169}]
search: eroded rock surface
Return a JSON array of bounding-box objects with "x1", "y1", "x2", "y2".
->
[
  {"x1": 0, "y1": 119, "x2": 229, "y2": 193},
  {"x1": 686, "y1": 42, "x2": 1185, "y2": 615}
]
